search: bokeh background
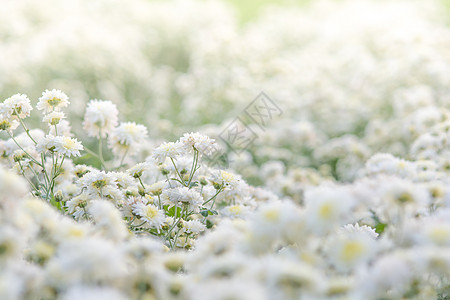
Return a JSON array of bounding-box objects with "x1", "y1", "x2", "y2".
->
[{"x1": 2, "y1": 0, "x2": 450, "y2": 193}]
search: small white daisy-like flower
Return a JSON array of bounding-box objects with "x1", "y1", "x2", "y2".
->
[
  {"x1": 37, "y1": 89, "x2": 69, "y2": 113},
  {"x1": 127, "y1": 162, "x2": 149, "y2": 178},
  {"x1": 147, "y1": 180, "x2": 166, "y2": 196},
  {"x1": 0, "y1": 118, "x2": 19, "y2": 132},
  {"x1": 132, "y1": 202, "x2": 165, "y2": 232},
  {"x1": 221, "y1": 204, "x2": 250, "y2": 219},
  {"x1": 152, "y1": 141, "x2": 185, "y2": 164},
  {"x1": 79, "y1": 170, "x2": 116, "y2": 195},
  {"x1": 325, "y1": 226, "x2": 378, "y2": 272},
  {"x1": 0, "y1": 93, "x2": 33, "y2": 119},
  {"x1": 108, "y1": 122, "x2": 148, "y2": 156},
  {"x1": 36, "y1": 134, "x2": 59, "y2": 154},
  {"x1": 182, "y1": 219, "x2": 206, "y2": 234},
  {"x1": 162, "y1": 186, "x2": 203, "y2": 212},
  {"x1": 210, "y1": 170, "x2": 241, "y2": 190},
  {"x1": 43, "y1": 111, "x2": 66, "y2": 125},
  {"x1": 54, "y1": 136, "x2": 83, "y2": 157},
  {"x1": 179, "y1": 132, "x2": 216, "y2": 155},
  {"x1": 110, "y1": 171, "x2": 136, "y2": 189},
  {"x1": 83, "y1": 99, "x2": 118, "y2": 138}
]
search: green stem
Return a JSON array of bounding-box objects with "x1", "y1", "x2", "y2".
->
[
  {"x1": 170, "y1": 157, "x2": 185, "y2": 186},
  {"x1": 7, "y1": 132, "x2": 42, "y2": 166},
  {"x1": 98, "y1": 136, "x2": 107, "y2": 170},
  {"x1": 118, "y1": 147, "x2": 129, "y2": 169},
  {"x1": 14, "y1": 108, "x2": 37, "y2": 144},
  {"x1": 187, "y1": 148, "x2": 199, "y2": 187},
  {"x1": 203, "y1": 185, "x2": 224, "y2": 206}
]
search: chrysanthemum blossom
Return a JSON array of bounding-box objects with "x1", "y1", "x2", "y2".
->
[
  {"x1": 54, "y1": 136, "x2": 83, "y2": 157},
  {"x1": 37, "y1": 89, "x2": 69, "y2": 113},
  {"x1": 0, "y1": 93, "x2": 33, "y2": 119},
  {"x1": 36, "y1": 135, "x2": 83, "y2": 157},
  {"x1": 152, "y1": 141, "x2": 185, "y2": 164},
  {"x1": 179, "y1": 132, "x2": 216, "y2": 155},
  {"x1": 43, "y1": 111, "x2": 66, "y2": 125},
  {"x1": 162, "y1": 186, "x2": 203, "y2": 212},
  {"x1": 132, "y1": 202, "x2": 165, "y2": 232},
  {"x1": 108, "y1": 122, "x2": 148, "y2": 156},
  {"x1": 83, "y1": 99, "x2": 118, "y2": 138}
]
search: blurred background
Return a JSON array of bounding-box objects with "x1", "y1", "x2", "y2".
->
[{"x1": 2, "y1": 0, "x2": 450, "y2": 194}]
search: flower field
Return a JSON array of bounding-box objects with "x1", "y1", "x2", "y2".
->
[{"x1": 1, "y1": 0, "x2": 450, "y2": 299}]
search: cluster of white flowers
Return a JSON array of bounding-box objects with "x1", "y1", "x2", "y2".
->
[{"x1": 1, "y1": 0, "x2": 450, "y2": 298}]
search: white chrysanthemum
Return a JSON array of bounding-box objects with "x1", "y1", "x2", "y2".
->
[
  {"x1": 108, "y1": 122, "x2": 148, "y2": 156},
  {"x1": 132, "y1": 202, "x2": 165, "y2": 232},
  {"x1": 183, "y1": 219, "x2": 206, "y2": 234},
  {"x1": 325, "y1": 227, "x2": 378, "y2": 272},
  {"x1": 304, "y1": 186, "x2": 356, "y2": 235},
  {"x1": 0, "y1": 118, "x2": 19, "y2": 132},
  {"x1": 249, "y1": 200, "x2": 304, "y2": 244},
  {"x1": 35, "y1": 134, "x2": 59, "y2": 154},
  {"x1": 127, "y1": 162, "x2": 149, "y2": 178},
  {"x1": 0, "y1": 93, "x2": 33, "y2": 119},
  {"x1": 88, "y1": 200, "x2": 127, "y2": 241},
  {"x1": 83, "y1": 99, "x2": 118, "y2": 138},
  {"x1": 221, "y1": 205, "x2": 250, "y2": 219},
  {"x1": 364, "y1": 153, "x2": 416, "y2": 178},
  {"x1": 54, "y1": 136, "x2": 83, "y2": 157},
  {"x1": 162, "y1": 186, "x2": 203, "y2": 212},
  {"x1": 46, "y1": 237, "x2": 127, "y2": 286},
  {"x1": 66, "y1": 193, "x2": 90, "y2": 219},
  {"x1": 110, "y1": 171, "x2": 136, "y2": 190},
  {"x1": 79, "y1": 170, "x2": 117, "y2": 196},
  {"x1": 211, "y1": 170, "x2": 241, "y2": 189},
  {"x1": 355, "y1": 252, "x2": 414, "y2": 298},
  {"x1": 42, "y1": 111, "x2": 65, "y2": 125},
  {"x1": 37, "y1": 89, "x2": 69, "y2": 113},
  {"x1": 152, "y1": 141, "x2": 185, "y2": 164},
  {"x1": 179, "y1": 132, "x2": 216, "y2": 155},
  {"x1": 147, "y1": 180, "x2": 166, "y2": 196}
]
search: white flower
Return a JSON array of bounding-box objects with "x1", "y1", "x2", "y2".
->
[
  {"x1": 110, "y1": 171, "x2": 136, "y2": 190},
  {"x1": 221, "y1": 204, "x2": 250, "y2": 219},
  {"x1": 162, "y1": 186, "x2": 203, "y2": 212},
  {"x1": 210, "y1": 170, "x2": 241, "y2": 190},
  {"x1": 36, "y1": 134, "x2": 59, "y2": 154},
  {"x1": 325, "y1": 226, "x2": 378, "y2": 272},
  {"x1": 179, "y1": 132, "x2": 216, "y2": 155},
  {"x1": 0, "y1": 93, "x2": 33, "y2": 119},
  {"x1": 183, "y1": 219, "x2": 206, "y2": 234},
  {"x1": 127, "y1": 162, "x2": 149, "y2": 178},
  {"x1": 79, "y1": 170, "x2": 116, "y2": 195},
  {"x1": 108, "y1": 122, "x2": 148, "y2": 156},
  {"x1": 54, "y1": 136, "x2": 83, "y2": 157},
  {"x1": 83, "y1": 100, "x2": 118, "y2": 138},
  {"x1": 304, "y1": 186, "x2": 356, "y2": 235},
  {"x1": 152, "y1": 141, "x2": 185, "y2": 164},
  {"x1": 37, "y1": 89, "x2": 69, "y2": 113},
  {"x1": 0, "y1": 118, "x2": 19, "y2": 132},
  {"x1": 132, "y1": 202, "x2": 165, "y2": 232},
  {"x1": 42, "y1": 111, "x2": 66, "y2": 125},
  {"x1": 88, "y1": 200, "x2": 127, "y2": 241}
]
